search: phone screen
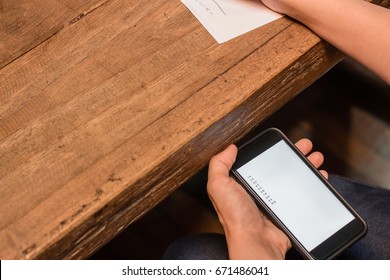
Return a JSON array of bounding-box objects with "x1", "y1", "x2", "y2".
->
[{"x1": 236, "y1": 139, "x2": 355, "y2": 252}]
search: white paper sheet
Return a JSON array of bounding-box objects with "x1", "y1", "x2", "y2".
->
[{"x1": 181, "y1": 0, "x2": 282, "y2": 43}]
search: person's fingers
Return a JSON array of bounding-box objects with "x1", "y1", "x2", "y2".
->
[
  {"x1": 320, "y1": 170, "x2": 329, "y2": 179},
  {"x1": 208, "y1": 141, "x2": 328, "y2": 185},
  {"x1": 295, "y1": 138, "x2": 313, "y2": 155},
  {"x1": 307, "y1": 151, "x2": 324, "y2": 168},
  {"x1": 208, "y1": 144, "x2": 238, "y2": 179},
  {"x1": 296, "y1": 139, "x2": 327, "y2": 174}
]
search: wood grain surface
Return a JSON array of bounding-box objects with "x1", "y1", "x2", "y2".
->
[{"x1": 0, "y1": 0, "x2": 388, "y2": 259}]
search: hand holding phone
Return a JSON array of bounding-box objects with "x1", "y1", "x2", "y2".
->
[
  {"x1": 228, "y1": 128, "x2": 367, "y2": 259},
  {"x1": 208, "y1": 137, "x2": 329, "y2": 259},
  {"x1": 208, "y1": 143, "x2": 292, "y2": 260}
]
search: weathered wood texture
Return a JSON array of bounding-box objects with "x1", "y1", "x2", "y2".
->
[
  {"x1": 0, "y1": 0, "x2": 110, "y2": 68},
  {"x1": 0, "y1": 0, "x2": 387, "y2": 259}
]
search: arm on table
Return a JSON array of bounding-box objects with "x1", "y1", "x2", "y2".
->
[{"x1": 261, "y1": 0, "x2": 390, "y2": 84}]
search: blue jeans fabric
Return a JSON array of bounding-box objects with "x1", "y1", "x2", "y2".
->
[{"x1": 163, "y1": 175, "x2": 390, "y2": 260}]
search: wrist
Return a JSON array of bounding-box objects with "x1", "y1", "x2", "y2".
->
[
  {"x1": 262, "y1": 0, "x2": 305, "y2": 16},
  {"x1": 225, "y1": 225, "x2": 290, "y2": 260},
  {"x1": 274, "y1": 0, "x2": 319, "y2": 23}
]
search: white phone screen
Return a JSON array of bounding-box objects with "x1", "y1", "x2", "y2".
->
[{"x1": 236, "y1": 140, "x2": 354, "y2": 251}]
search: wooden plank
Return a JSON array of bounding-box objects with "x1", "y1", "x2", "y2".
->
[
  {"x1": 0, "y1": 0, "x2": 388, "y2": 259},
  {"x1": 0, "y1": 0, "x2": 294, "y2": 231},
  {"x1": 0, "y1": 0, "x2": 109, "y2": 68}
]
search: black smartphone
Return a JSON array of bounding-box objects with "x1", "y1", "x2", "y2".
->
[{"x1": 230, "y1": 128, "x2": 367, "y2": 259}]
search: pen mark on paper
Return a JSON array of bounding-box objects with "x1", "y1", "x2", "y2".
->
[{"x1": 212, "y1": 0, "x2": 226, "y2": 16}]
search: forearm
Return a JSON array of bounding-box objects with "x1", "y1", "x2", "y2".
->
[
  {"x1": 266, "y1": 0, "x2": 390, "y2": 83},
  {"x1": 225, "y1": 227, "x2": 289, "y2": 260}
]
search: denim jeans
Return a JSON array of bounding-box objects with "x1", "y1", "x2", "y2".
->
[{"x1": 163, "y1": 175, "x2": 390, "y2": 260}]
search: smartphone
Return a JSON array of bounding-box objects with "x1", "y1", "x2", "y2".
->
[{"x1": 230, "y1": 128, "x2": 367, "y2": 259}]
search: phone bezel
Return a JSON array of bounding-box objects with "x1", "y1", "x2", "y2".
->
[{"x1": 230, "y1": 128, "x2": 367, "y2": 259}]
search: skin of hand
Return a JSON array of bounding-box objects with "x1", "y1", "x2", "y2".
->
[
  {"x1": 207, "y1": 139, "x2": 328, "y2": 259},
  {"x1": 260, "y1": 0, "x2": 390, "y2": 84}
]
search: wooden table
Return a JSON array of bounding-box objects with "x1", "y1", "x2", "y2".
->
[{"x1": 0, "y1": 0, "x2": 386, "y2": 259}]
